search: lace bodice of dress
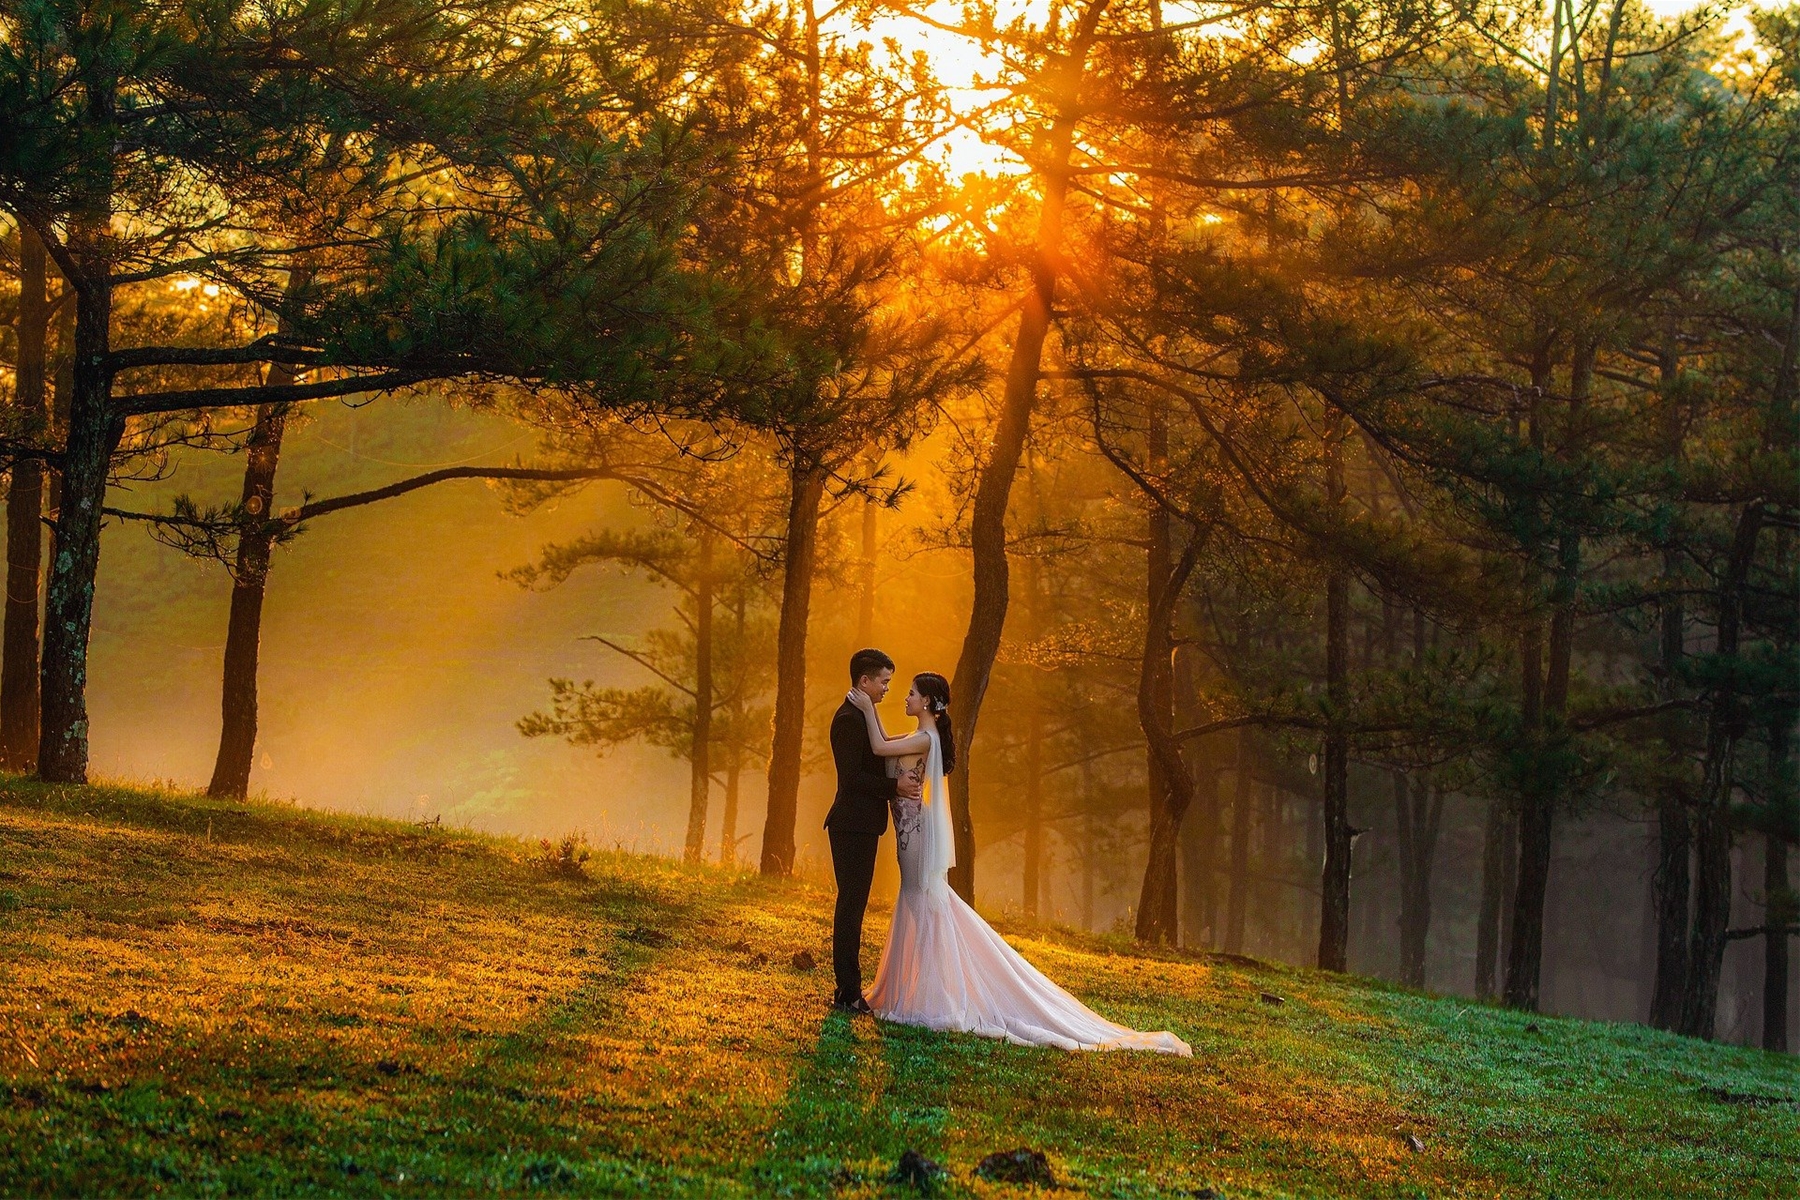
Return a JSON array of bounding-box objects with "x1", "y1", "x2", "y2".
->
[{"x1": 888, "y1": 754, "x2": 926, "y2": 853}]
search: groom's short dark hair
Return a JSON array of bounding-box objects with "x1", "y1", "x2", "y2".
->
[{"x1": 849, "y1": 648, "x2": 895, "y2": 683}]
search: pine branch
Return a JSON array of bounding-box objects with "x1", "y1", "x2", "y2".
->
[
  {"x1": 110, "y1": 338, "x2": 330, "y2": 371},
  {"x1": 1567, "y1": 698, "x2": 1704, "y2": 731},
  {"x1": 114, "y1": 371, "x2": 434, "y2": 416},
  {"x1": 102, "y1": 466, "x2": 627, "y2": 534},
  {"x1": 293, "y1": 466, "x2": 622, "y2": 521},
  {"x1": 580, "y1": 636, "x2": 697, "y2": 698}
]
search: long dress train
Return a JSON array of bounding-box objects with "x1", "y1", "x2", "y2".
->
[{"x1": 866, "y1": 727, "x2": 1191, "y2": 1055}]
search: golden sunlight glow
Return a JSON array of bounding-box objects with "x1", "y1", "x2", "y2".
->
[
  {"x1": 1285, "y1": 37, "x2": 1326, "y2": 66},
  {"x1": 853, "y1": 0, "x2": 1052, "y2": 180},
  {"x1": 168, "y1": 274, "x2": 221, "y2": 312},
  {"x1": 845, "y1": 0, "x2": 1351, "y2": 180}
]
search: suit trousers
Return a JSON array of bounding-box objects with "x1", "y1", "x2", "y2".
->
[{"x1": 828, "y1": 828, "x2": 881, "y2": 1000}]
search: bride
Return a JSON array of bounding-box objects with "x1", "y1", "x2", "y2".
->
[{"x1": 845, "y1": 673, "x2": 1191, "y2": 1056}]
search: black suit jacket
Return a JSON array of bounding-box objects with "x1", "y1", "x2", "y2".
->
[{"x1": 823, "y1": 699, "x2": 895, "y2": 835}]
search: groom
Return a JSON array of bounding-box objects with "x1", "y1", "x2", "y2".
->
[{"x1": 825, "y1": 647, "x2": 921, "y2": 1014}]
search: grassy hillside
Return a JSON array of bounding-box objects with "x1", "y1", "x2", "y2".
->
[{"x1": 0, "y1": 780, "x2": 1793, "y2": 1198}]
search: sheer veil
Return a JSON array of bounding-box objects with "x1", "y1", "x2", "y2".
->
[{"x1": 920, "y1": 725, "x2": 955, "y2": 896}]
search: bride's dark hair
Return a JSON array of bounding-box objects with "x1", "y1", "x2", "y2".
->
[{"x1": 913, "y1": 672, "x2": 956, "y2": 775}]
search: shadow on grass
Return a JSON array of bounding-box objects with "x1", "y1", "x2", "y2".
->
[
  {"x1": 0, "y1": 779, "x2": 713, "y2": 1196},
  {"x1": 752, "y1": 1012, "x2": 961, "y2": 1196}
]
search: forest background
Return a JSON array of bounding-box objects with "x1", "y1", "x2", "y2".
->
[{"x1": 1, "y1": 0, "x2": 1795, "y2": 1056}]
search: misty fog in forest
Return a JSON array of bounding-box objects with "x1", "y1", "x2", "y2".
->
[
  {"x1": 76, "y1": 394, "x2": 1792, "y2": 1051},
  {"x1": 4, "y1": 0, "x2": 1796, "y2": 1079}
]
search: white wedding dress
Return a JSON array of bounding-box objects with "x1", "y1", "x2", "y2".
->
[{"x1": 866, "y1": 727, "x2": 1192, "y2": 1056}]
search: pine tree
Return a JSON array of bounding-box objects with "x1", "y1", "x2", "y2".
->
[{"x1": 0, "y1": 0, "x2": 756, "y2": 782}]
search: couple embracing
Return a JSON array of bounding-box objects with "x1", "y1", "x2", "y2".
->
[{"x1": 823, "y1": 648, "x2": 1191, "y2": 1056}]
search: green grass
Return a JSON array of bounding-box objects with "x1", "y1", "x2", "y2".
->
[{"x1": 0, "y1": 778, "x2": 1794, "y2": 1198}]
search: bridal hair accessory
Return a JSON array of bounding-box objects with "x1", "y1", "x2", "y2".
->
[{"x1": 910, "y1": 671, "x2": 957, "y2": 776}]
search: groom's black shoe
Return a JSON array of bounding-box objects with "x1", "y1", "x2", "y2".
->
[{"x1": 831, "y1": 993, "x2": 875, "y2": 1016}]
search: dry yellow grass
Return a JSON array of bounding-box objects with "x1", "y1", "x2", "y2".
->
[{"x1": 1, "y1": 777, "x2": 1794, "y2": 1197}]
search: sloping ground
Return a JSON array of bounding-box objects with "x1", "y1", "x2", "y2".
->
[{"x1": 0, "y1": 779, "x2": 1793, "y2": 1198}]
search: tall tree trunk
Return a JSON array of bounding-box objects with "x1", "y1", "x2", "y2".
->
[
  {"x1": 206, "y1": 393, "x2": 291, "y2": 798},
  {"x1": 2, "y1": 228, "x2": 50, "y2": 770},
  {"x1": 1318, "y1": 418, "x2": 1352, "y2": 972},
  {"x1": 720, "y1": 586, "x2": 747, "y2": 867},
  {"x1": 1135, "y1": 402, "x2": 1193, "y2": 943},
  {"x1": 1395, "y1": 777, "x2": 1443, "y2": 989},
  {"x1": 1021, "y1": 553, "x2": 1045, "y2": 916},
  {"x1": 1753, "y1": 285, "x2": 1800, "y2": 1047},
  {"x1": 1316, "y1": 5, "x2": 1354, "y2": 971},
  {"x1": 1650, "y1": 803, "x2": 1693, "y2": 1029},
  {"x1": 1484, "y1": 375, "x2": 1539, "y2": 1001},
  {"x1": 684, "y1": 532, "x2": 714, "y2": 863},
  {"x1": 1650, "y1": 565, "x2": 1692, "y2": 1027},
  {"x1": 720, "y1": 745, "x2": 742, "y2": 868},
  {"x1": 1304, "y1": 781, "x2": 1324, "y2": 952},
  {"x1": 1, "y1": 478, "x2": 44, "y2": 773},
  {"x1": 43, "y1": 286, "x2": 74, "y2": 614},
  {"x1": 38, "y1": 216, "x2": 118, "y2": 785},
  {"x1": 1504, "y1": 571, "x2": 1573, "y2": 1011},
  {"x1": 1080, "y1": 753, "x2": 1097, "y2": 932},
  {"x1": 1174, "y1": 646, "x2": 1214, "y2": 947},
  {"x1": 1761, "y1": 704, "x2": 1793, "y2": 1052},
  {"x1": 947, "y1": 1, "x2": 1106, "y2": 901},
  {"x1": 207, "y1": 267, "x2": 321, "y2": 799},
  {"x1": 1395, "y1": 611, "x2": 1443, "y2": 988},
  {"x1": 759, "y1": 463, "x2": 826, "y2": 875},
  {"x1": 1391, "y1": 773, "x2": 1414, "y2": 977},
  {"x1": 1505, "y1": 342, "x2": 1587, "y2": 1011},
  {"x1": 1684, "y1": 788, "x2": 1735, "y2": 1041},
  {"x1": 1263, "y1": 782, "x2": 1286, "y2": 954},
  {"x1": 757, "y1": 0, "x2": 829, "y2": 877},
  {"x1": 1650, "y1": 346, "x2": 1693, "y2": 1030},
  {"x1": 1023, "y1": 704, "x2": 1043, "y2": 917},
  {"x1": 1682, "y1": 503, "x2": 1765, "y2": 1038},
  {"x1": 1765, "y1": 828, "x2": 1791, "y2": 1053},
  {"x1": 1179, "y1": 771, "x2": 1213, "y2": 948},
  {"x1": 37, "y1": 72, "x2": 118, "y2": 785},
  {"x1": 1225, "y1": 728, "x2": 1254, "y2": 954},
  {"x1": 1476, "y1": 799, "x2": 1511, "y2": 998}
]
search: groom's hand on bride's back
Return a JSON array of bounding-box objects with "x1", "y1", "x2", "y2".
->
[{"x1": 896, "y1": 773, "x2": 922, "y2": 799}]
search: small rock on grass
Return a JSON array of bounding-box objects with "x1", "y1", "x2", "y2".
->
[
  {"x1": 976, "y1": 1148, "x2": 1055, "y2": 1187},
  {"x1": 891, "y1": 1149, "x2": 946, "y2": 1190},
  {"x1": 1258, "y1": 992, "x2": 1284, "y2": 1006}
]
